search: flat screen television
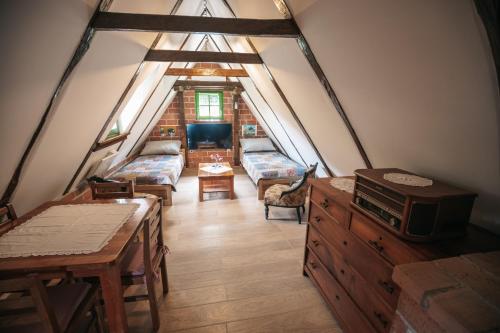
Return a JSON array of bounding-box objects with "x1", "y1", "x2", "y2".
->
[{"x1": 186, "y1": 123, "x2": 232, "y2": 150}]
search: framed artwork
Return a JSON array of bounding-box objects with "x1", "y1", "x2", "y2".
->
[{"x1": 242, "y1": 124, "x2": 257, "y2": 136}]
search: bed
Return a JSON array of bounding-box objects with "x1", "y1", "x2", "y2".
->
[
  {"x1": 239, "y1": 138, "x2": 306, "y2": 200},
  {"x1": 109, "y1": 141, "x2": 185, "y2": 205}
]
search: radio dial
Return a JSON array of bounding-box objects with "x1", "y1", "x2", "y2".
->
[{"x1": 389, "y1": 218, "x2": 397, "y2": 227}]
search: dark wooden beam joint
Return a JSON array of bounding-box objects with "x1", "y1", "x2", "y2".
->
[
  {"x1": 173, "y1": 80, "x2": 244, "y2": 91},
  {"x1": 166, "y1": 67, "x2": 248, "y2": 77},
  {"x1": 92, "y1": 12, "x2": 300, "y2": 37},
  {"x1": 145, "y1": 50, "x2": 263, "y2": 64}
]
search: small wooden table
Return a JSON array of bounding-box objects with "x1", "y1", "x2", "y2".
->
[
  {"x1": 198, "y1": 162, "x2": 234, "y2": 201},
  {"x1": 0, "y1": 198, "x2": 157, "y2": 333}
]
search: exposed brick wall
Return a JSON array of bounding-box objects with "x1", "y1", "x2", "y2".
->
[{"x1": 147, "y1": 65, "x2": 267, "y2": 167}]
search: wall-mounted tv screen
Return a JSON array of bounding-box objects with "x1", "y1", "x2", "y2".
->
[{"x1": 187, "y1": 123, "x2": 232, "y2": 150}]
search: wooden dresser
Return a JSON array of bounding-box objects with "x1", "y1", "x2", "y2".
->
[{"x1": 304, "y1": 177, "x2": 500, "y2": 333}]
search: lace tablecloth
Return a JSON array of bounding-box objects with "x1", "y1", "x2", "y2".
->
[{"x1": 0, "y1": 203, "x2": 139, "y2": 258}]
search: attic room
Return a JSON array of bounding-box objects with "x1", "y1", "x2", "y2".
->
[{"x1": 0, "y1": 0, "x2": 499, "y2": 332}]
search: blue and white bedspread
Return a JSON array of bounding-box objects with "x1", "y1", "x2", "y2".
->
[
  {"x1": 241, "y1": 152, "x2": 306, "y2": 185},
  {"x1": 110, "y1": 154, "x2": 184, "y2": 191}
]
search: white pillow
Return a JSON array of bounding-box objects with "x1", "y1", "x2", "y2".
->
[
  {"x1": 240, "y1": 138, "x2": 276, "y2": 153},
  {"x1": 140, "y1": 140, "x2": 181, "y2": 155}
]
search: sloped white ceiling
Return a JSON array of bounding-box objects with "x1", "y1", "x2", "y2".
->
[
  {"x1": 0, "y1": 0, "x2": 99, "y2": 198},
  {"x1": 286, "y1": 0, "x2": 500, "y2": 232},
  {"x1": 2, "y1": 0, "x2": 499, "y2": 234}
]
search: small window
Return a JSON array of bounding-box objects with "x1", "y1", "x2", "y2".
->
[
  {"x1": 106, "y1": 122, "x2": 120, "y2": 139},
  {"x1": 196, "y1": 91, "x2": 223, "y2": 120}
]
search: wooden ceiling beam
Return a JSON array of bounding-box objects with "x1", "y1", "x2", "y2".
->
[
  {"x1": 166, "y1": 67, "x2": 248, "y2": 77},
  {"x1": 92, "y1": 12, "x2": 299, "y2": 37},
  {"x1": 145, "y1": 49, "x2": 262, "y2": 64},
  {"x1": 173, "y1": 80, "x2": 244, "y2": 90}
]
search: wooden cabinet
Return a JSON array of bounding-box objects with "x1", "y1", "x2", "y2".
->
[{"x1": 304, "y1": 178, "x2": 500, "y2": 333}]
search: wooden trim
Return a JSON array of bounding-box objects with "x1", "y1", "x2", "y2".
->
[
  {"x1": 93, "y1": 132, "x2": 129, "y2": 151},
  {"x1": 145, "y1": 50, "x2": 262, "y2": 64},
  {"x1": 474, "y1": 0, "x2": 500, "y2": 93},
  {"x1": 93, "y1": 12, "x2": 300, "y2": 37},
  {"x1": 165, "y1": 67, "x2": 248, "y2": 77},
  {"x1": 177, "y1": 90, "x2": 188, "y2": 167},
  {"x1": 233, "y1": 92, "x2": 240, "y2": 166},
  {"x1": 296, "y1": 35, "x2": 372, "y2": 169},
  {"x1": 0, "y1": 2, "x2": 106, "y2": 205},
  {"x1": 272, "y1": 0, "x2": 372, "y2": 169},
  {"x1": 174, "y1": 80, "x2": 244, "y2": 90}
]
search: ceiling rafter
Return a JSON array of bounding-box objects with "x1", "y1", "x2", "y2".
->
[
  {"x1": 174, "y1": 80, "x2": 244, "y2": 90},
  {"x1": 145, "y1": 49, "x2": 262, "y2": 64},
  {"x1": 92, "y1": 12, "x2": 300, "y2": 37},
  {"x1": 165, "y1": 67, "x2": 248, "y2": 77}
]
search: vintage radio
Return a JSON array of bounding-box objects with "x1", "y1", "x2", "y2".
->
[{"x1": 351, "y1": 168, "x2": 477, "y2": 242}]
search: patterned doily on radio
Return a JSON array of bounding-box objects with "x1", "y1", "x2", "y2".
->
[
  {"x1": 329, "y1": 178, "x2": 355, "y2": 194},
  {"x1": 383, "y1": 173, "x2": 433, "y2": 187}
]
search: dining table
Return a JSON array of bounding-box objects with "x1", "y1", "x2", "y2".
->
[{"x1": 0, "y1": 197, "x2": 158, "y2": 333}]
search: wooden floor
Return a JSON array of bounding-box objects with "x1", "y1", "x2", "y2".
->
[{"x1": 127, "y1": 167, "x2": 340, "y2": 333}]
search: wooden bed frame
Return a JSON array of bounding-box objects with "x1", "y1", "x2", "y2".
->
[
  {"x1": 129, "y1": 148, "x2": 186, "y2": 206},
  {"x1": 239, "y1": 149, "x2": 299, "y2": 200}
]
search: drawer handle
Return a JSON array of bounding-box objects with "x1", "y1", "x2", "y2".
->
[
  {"x1": 374, "y1": 311, "x2": 389, "y2": 328},
  {"x1": 320, "y1": 199, "x2": 329, "y2": 209},
  {"x1": 378, "y1": 280, "x2": 395, "y2": 294},
  {"x1": 340, "y1": 269, "x2": 345, "y2": 275},
  {"x1": 314, "y1": 216, "x2": 321, "y2": 223},
  {"x1": 312, "y1": 240, "x2": 320, "y2": 247},
  {"x1": 342, "y1": 240, "x2": 348, "y2": 246},
  {"x1": 368, "y1": 239, "x2": 384, "y2": 252},
  {"x1": 309, "y1": 261, "x2": 317, "y2": 269},
  {"x1": 335, "y1": 294, "x2": 340, "y2": 301}
]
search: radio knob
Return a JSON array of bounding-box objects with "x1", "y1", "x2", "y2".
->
[
  {"x1": 389, "y1": 218, "x2": 397, "y2": 227},
  {"x1": 355, "y1": 197, "x2": 361, "y2": 205}
]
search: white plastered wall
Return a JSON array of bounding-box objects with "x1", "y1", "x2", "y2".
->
[{"x1": 287, "y1": 0, "x2": 500, "y2": 232}]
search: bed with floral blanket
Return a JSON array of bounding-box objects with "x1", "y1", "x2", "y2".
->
[
  {"x1": 110, "y1": 154, "x2": 184, "y2": 205},
  {"x1": 241, "y1": 151, "x2": 306, "y2": 199}
]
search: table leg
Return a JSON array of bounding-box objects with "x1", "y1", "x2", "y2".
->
[
  {"x1": 230, "y1": 176, "x2": 234, "y2": 200},
  {"x1": 100, "y1": 265, "x2": 128, "y2": 333},
  {"x1": 199, "y1": 179, "x2": 203, "y2": 202}
]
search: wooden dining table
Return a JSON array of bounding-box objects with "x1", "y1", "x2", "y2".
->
[{"x1": 0, "y1": 198, "x2": 158, "y2": 333}]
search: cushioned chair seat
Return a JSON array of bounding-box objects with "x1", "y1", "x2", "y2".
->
[{"x1": 264, "y1": 184, "x2": 300, "y2": 206}]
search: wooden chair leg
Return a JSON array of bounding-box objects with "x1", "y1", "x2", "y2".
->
[
  {"x1": 301, "y1": 205, "x2": 306, "y2": 214},
  {"x1": 160, "y1": 257, "x2": 169, "y2": 295},
  {"x1": 265, "y1": 205, "x2": 269, "y2": 220},
  {"x1": 296, "y1": 207, "x2": 301, "y2": 224},
  {"x1": 145, "y1": 274, "x2": 160, "y2": 331},
  {"x1": 93, "y1": 293, "x2": 106, "y2": 333}
]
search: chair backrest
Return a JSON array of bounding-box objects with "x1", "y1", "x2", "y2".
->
[
  {"x1": 143, "y1": 199, "x2": 166, "y2": 279},
  {"x1": 0, "y1": 203, "x2": 17, "y2": 235},
  {"x1": 0, "y1": 276, "x2": 60, "y2": 333},
  {"x1": 89, "y1": 180, "x2": 135, "y2": 200},
  {"x1": 281, "y1": 163, "x2": 318, "y2": 198}
]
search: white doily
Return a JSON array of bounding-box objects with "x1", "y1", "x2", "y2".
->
[
  {"x1": 383, "y1": 173, "x2": 433, "y2": 187},
  {"x1": 200, "y1": 165, "x2": 232, "y2": 174},
  {"x1": 0, "y1": 203, "x2": 139, "y2": 258},
  {"x1": 330, "y1": 178, "x2": 355, "y2": 194}
]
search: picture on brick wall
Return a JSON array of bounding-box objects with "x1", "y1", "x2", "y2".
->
[{"x1": 242, "y1": 124, "x2": 257, "y2": 137}]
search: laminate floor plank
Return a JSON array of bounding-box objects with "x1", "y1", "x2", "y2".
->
[{"x1": 127, "y1": 168, "x2": 338, "y2": 332}]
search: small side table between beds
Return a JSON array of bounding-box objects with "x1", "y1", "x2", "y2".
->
[{"x1": 198, "y1": 162, "x2": 234, "y2": 202}]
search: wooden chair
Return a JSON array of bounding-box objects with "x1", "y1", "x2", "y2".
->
[
  {"x1": 0, "y1": 203, "x2": 17, "y2": 235},
  {"x1": 0, "y1": 275, "x2": 104, "y2": 333},
  {"x1": 264, "y1": 163, "x2": 318, "y2": 224},
  {"x1": 121, "y1": 198, "x2": 169, "y2": 331},
  {"x1": 89, "y1": 180, "x2": 134, "y2": 200}
]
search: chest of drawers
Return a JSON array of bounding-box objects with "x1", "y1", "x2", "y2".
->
[{"x1": 304, "y1": 178, "x2": 500, "y2": 333}]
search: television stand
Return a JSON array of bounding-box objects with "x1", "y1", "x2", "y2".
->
[{"x1": 197, "y1": 141, "x2": 217, "y2": 149}]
